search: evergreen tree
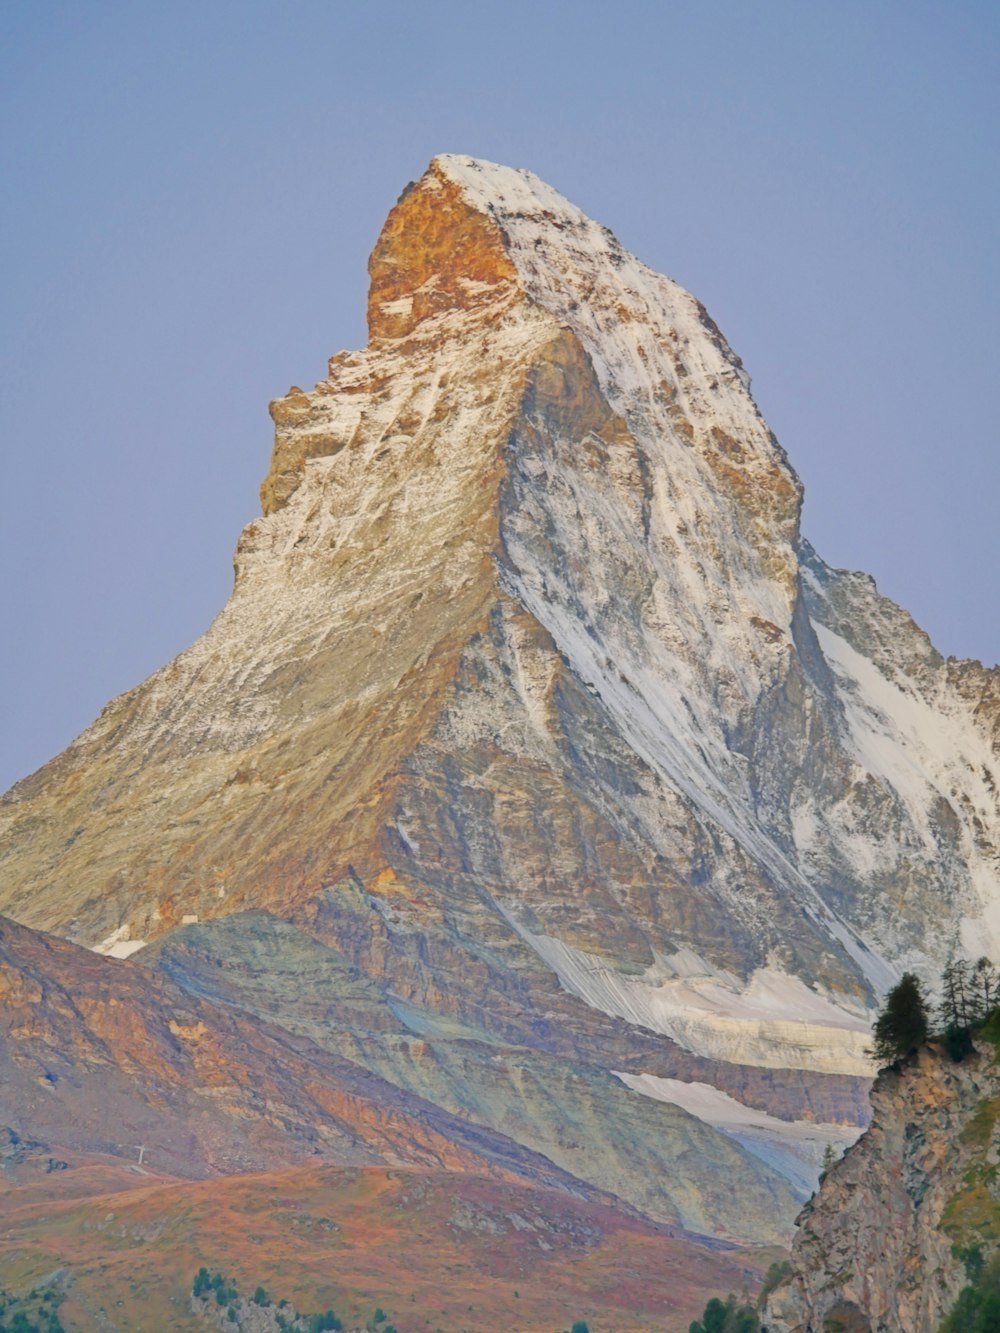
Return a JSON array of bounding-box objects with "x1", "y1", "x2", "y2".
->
[
  {"x1": 702, "y1": 1297, "x2": 728, "y2": 1333},
  {"x1": 689, "y1": 1295, "x2": 758, "y2": 1333},
  {"x1": 938, "y1": 955, "x2": 1000, "y2": 1061},
  {"x1": 871, "y1": 973, "x2": 929, "y2": 1065},
  {"x1": 971, "y1": 957, "x2": 1000, "y2": 1020},
  {"x1": 940, "y1": 958, "x2": 961, "y2": 1029}
]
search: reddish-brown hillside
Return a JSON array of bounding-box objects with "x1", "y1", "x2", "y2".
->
[{"x1": 0, "y1": 1160, "x2": 771, "y2": 1333}]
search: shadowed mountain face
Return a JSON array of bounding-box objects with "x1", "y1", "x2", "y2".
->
[
  {"x1": 0, "y1": 911, "x2": 798, "y2": 1243},
  {"x1": 1, "y1": 156, "x2": 998, "y2": 1253}
]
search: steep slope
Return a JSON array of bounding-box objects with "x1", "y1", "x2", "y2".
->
[
  {"x1": 2, "y1": 155, "x2": 998, "y2": 1221},
  {"x1": 761, "y1": 1034, "x2": 1000, "y2": 1332},
  {"x1": 144, "y1": 911, "x2": 806, "y2": 1234},
  {"x1": 0, "y1": 915, "x2": 605, "y2": 1191},
  {"x1": 0, "y1": 913, "x2": 799, "y2": 1242}
]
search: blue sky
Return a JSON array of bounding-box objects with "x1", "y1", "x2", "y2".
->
[{"x1": 2, "y1": 1, "x2": 998, "y2": 790}]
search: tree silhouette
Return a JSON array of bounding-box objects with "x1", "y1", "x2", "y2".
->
[
  {"x1": 971, "y1": 957, "x2": 1000, "y2": 1019},
  {"x1": 872, "y1": 973, "x2": 929, "y2": 1065}
]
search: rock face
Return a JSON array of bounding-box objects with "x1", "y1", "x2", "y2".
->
[
  {"x1": 761, "y1": 1037, "x2": 1000, "y2": 1332},
  {"x1": 1, "y1": 155, "x2": 999, "y2": 1237},
  {"x1": 0, "y1": 915, "x2": 610, "y2": 1192}
]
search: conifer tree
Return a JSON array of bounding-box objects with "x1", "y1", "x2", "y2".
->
[
  {"x1": 872, "y1": 972, "x2": 929, "y2": 1065},
  {"x1": 971, "y1": 957, "x2": 1000, "y2": 1020},
  {"x1": 939, "y1": 958, "x2": 966, "y2": 1030}
]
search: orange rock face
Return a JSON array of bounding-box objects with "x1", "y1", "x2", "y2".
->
[{"x1": 367, "y1": 164, "x2": 518, "y2": 339}]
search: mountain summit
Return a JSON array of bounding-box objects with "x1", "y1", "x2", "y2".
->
[{"x1": 2, "y1": 157, "x2": 999, "y2": 1233}]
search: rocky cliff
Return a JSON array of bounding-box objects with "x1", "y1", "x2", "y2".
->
[
  {"x1": 2, "y1": 156, "x2": 999, "y2": 1241},
  {"x1": 761, "y1": 1034, "x2": 1000, "y2": 1331}
]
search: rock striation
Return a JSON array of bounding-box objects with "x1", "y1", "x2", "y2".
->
[
  {"x1": 761, "y1": 1035, "x2": 1000, "y2": 1331},
  {"x1": 2, "y1": 156, "x2": 999, "y2": 1237}
]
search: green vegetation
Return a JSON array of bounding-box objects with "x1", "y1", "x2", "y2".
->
[
  {"x1": 870, "y1": 956, "x2": 1000, "y2": 1069},
  {"x1": 688, "y1": 1261, "x2": 792, "y2": 1333},
  {"x1": 916, "y1": 958, "x2": 1000, "y2": 1329},
  {"x1": 0, "y1": 1285, "x2": 67, "y2": 1333},
  {"x1": 191, "y1": 1270, "x2": 382, "y2": 1332},
  {"x1": 688, "y1": 1294, "x2": 759, "y2": 1333},
  {"x1": 307, "y1": 1314, "x2": 343, "y2": 1333},
  {"x1": 758, "y1": 1260, "x2": 793, "y2": 1303},
  {"x1": 939, "y1": 1254, "x2": 1000, "y2": 1331},
  {"x1": 940, "y1": 959, "x2": 1000, "y2": 1032},
  {"x1": 871, "y1": 972, "x2": 930, "y2": 1065}
]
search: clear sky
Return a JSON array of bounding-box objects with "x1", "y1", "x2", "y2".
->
[{"x1": 1, "y1": 0, "x2": 998, "y2": 792}]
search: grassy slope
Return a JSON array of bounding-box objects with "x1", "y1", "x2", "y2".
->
[{"x1": 0, "y1": 1161, "x2": 775, "y2": 1333}]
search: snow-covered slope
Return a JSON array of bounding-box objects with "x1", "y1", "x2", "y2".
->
[
  {"x1": 2, "y1": 156, "x2": 998, "y2": 1220},
  {"x1": 426, "y1": 154, "x2": 999, "y2": 990}
]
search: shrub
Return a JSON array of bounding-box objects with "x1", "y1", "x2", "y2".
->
[
  {"x1": 945, "y1": 1022, "x2": 975, "y2": 1062},
  {"x1": 940, "y1": 1254, "x2": 1000, "y2": 1331},
  {"x1": 760, "y1": 1260, "x2": 793, "y2": 1302},
  {"x1": 309, "y1": 1313, "x2": 342, "y2": 1333},
  {"x1": 689, "y1": 1293, "x2": 759, "y2": 1333}
]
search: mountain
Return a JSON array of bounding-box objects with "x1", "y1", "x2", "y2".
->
[
  {"x1": 761, "y1": 1030, "x2": 1000, "y2": 1331},
  {"x1": 2, "y1": 155, "x2": 999, "y2": 1260}
]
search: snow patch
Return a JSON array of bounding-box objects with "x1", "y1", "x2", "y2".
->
[
  {"x1": 506, "y1": 919, "x2": 874, "y2": 1076},
  {"x1": 617, "y1": 1072, "x2": 861, "y2": 1197},
  {"x1": 92, "y1": 926, "x2": 148, "y2": 959},
  {"x1": 814, "y1": 620, "x2": 1000, "y2": 960}
]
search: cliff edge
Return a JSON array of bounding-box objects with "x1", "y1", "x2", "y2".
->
[{"x1": 762, "y1": 1031, "x2": 1000, "y2": 1331}]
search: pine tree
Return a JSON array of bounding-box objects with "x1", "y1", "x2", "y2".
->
[
  {"x1": 940, "y1": 959, "x2": 960, "y2": 1029},
  {"x1": 971, "y1": 957, "x2": 1000, "y2": 1021},
  {"x1": 872, "y1": 973, "x2": 929, "y2": 1065},
  {"x1": 938, "y1": 955, "x2": 1000, "y2": 1061}
]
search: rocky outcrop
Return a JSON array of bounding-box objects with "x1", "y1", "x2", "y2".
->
[{"x1": 761, "y1": 1036, "x2": 1000, "y2": 1331}]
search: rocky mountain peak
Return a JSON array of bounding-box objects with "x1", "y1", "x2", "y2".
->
[
  {"x1": 266, "y1": 155, "x2": 803, "y2": 562},
  {"x1": 366, "y1": 159, "x2": 519, "y2": 340},
  {"x1": 3, "y1": 160, "x2": 1000, "y2": 1223}
]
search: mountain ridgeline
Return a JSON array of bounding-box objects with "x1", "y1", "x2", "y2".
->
[{"x1": 1, "y1": 156, "x2": 999, "y2": 1327}]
